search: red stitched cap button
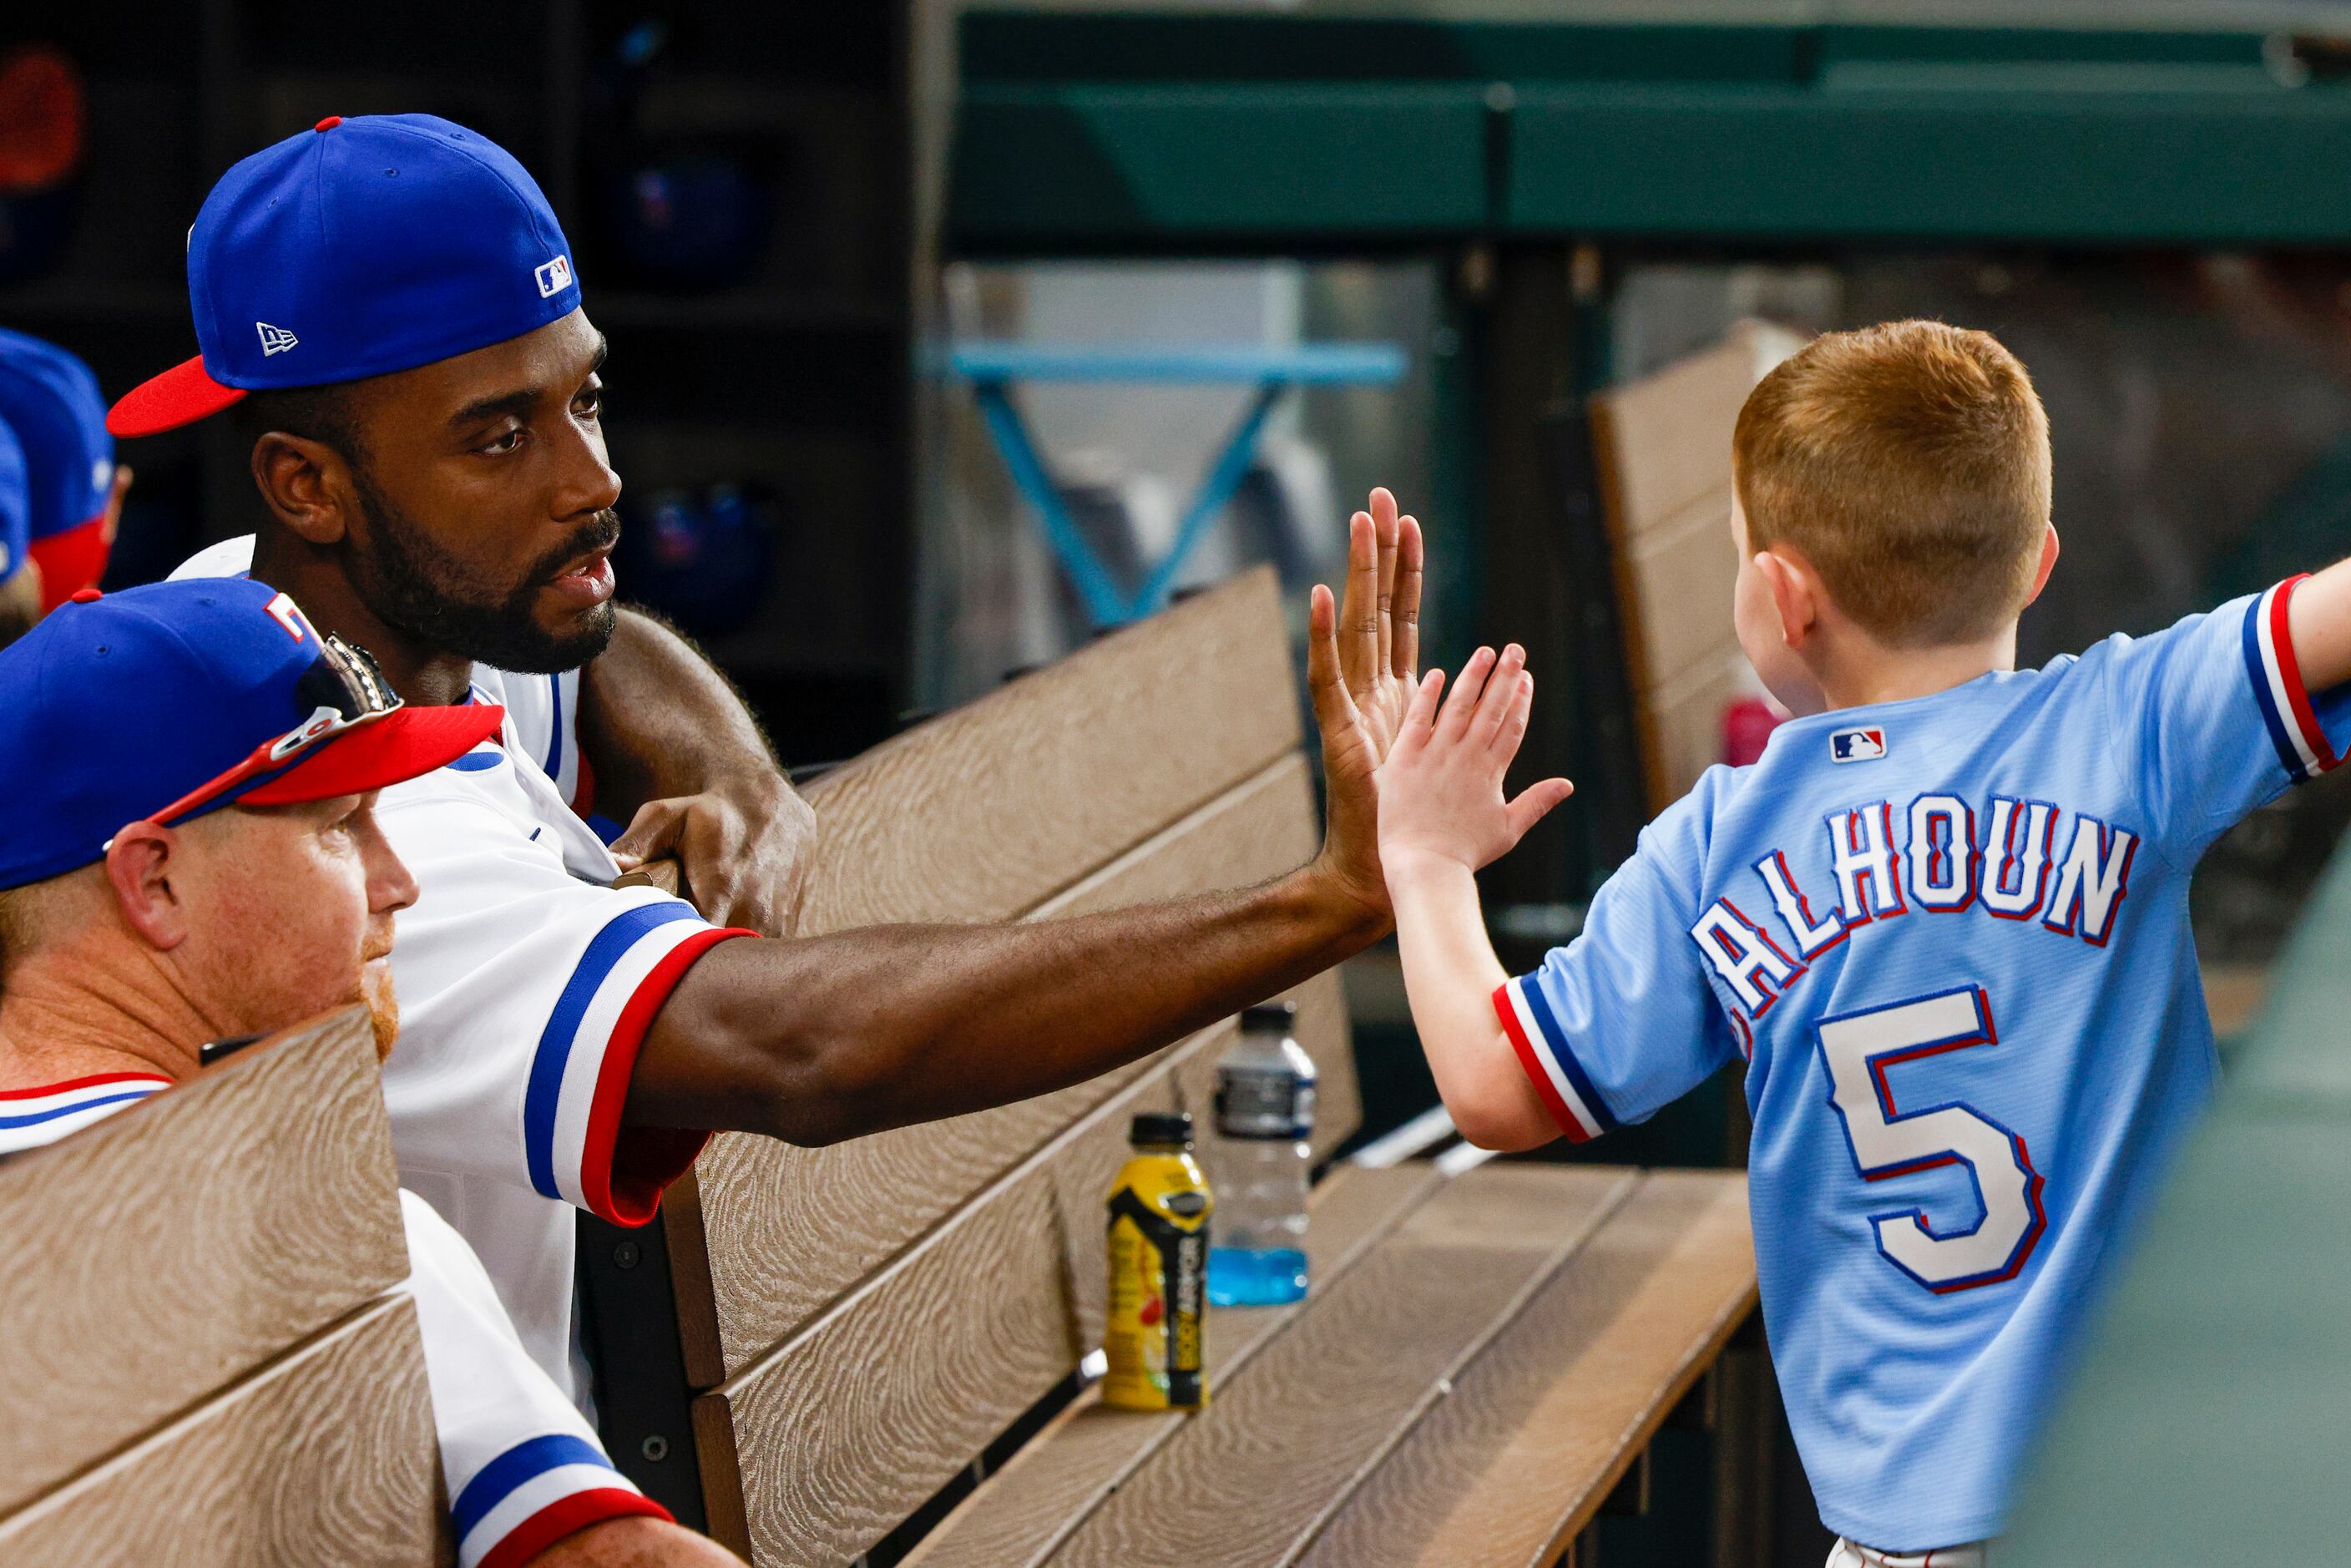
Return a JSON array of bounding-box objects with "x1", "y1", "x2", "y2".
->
[
  {"x1": 314, "y1": 115, "x2": 342, "y2": 133},
  {"x1": 69, "y1": 588, "x2": 102, "y2": 604}
]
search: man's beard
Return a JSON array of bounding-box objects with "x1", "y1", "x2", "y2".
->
[
  {"x1": 346, "y1": 463, "x2": 619, "y2": 675},
  {"x1": 361, "y1": 959, "x2": 401, "y2": 1064}
]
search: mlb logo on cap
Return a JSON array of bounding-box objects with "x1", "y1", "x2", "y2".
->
[
  {"x1": 1830, "y1": 726, "x2": 1888, "y2": 763},
  {"x1": 105, "y1": 112, "x2": 582, "y2": 438}
]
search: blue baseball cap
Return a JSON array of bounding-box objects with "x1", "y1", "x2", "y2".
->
[
  {"x1": 107, "y1": 113, "x2": 580, "y2": 438},
  {"x1": 0, "y1": 409, "x2": 28, "y2": 589},
  {"x1": 0, "y1": 326, "x2": 114, "y2": 608},
  {"x1": 0, "y1": 578, "x2": 504, "y2": 890}
]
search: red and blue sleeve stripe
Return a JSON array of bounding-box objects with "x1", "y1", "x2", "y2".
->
[
  {"x1": 453, "y1": 1433, "x2": 670, "y2": 1568},
  {"x1": 2243, "y1": 575, "x2": 2343, "y2": 785},
  {"x1": 522, "y1": 902, "x2": 752, "y2": 1224},
  {"x1": 1491, "y1": 976, "x2": 1617, "y2": 1143}
]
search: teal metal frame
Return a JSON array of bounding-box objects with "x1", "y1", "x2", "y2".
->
[
  {"x1": 952, "y1": 9, "x2": 2351, "y2": 251},
  {"x1": 948, "y1": 342, "x2": 1408, "y2": 626}
]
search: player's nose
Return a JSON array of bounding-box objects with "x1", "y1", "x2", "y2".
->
[
  {"x1": 549, "y1": 407, "x2": 621, "y2": 523},
  {"x1": 357, "y1": 810, "x2": 420, "y2": 916}
]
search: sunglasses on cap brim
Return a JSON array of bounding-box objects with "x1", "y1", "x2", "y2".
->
[{"x1": 111, "y1": 634, "x2": 405, "y2": 846}]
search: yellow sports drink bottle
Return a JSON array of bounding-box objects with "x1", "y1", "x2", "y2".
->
[{"x1": 1102, "y1": 1110, "x2": 1212, "y2": 1411}]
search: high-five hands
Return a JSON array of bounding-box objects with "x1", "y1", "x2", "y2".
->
[
  {"x1": 1305, "y1": 488, "x2": 1425, "y2": 922},
  {"x1": 1377, "y1": 643, "x2": 1575, "y2": 880},
  {"x1": 1375, "y1": 645, "x2": 1575, "y2": 1154}
]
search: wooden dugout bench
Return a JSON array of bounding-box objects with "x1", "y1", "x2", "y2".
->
[
  {"x1": 590, "y1": 569, "x2": 1766, "y2": 1566},
  {"x1": 0, "y1": 1009, "x2": 442, "y2": 1565},
  {"x1": 0, "y1": 572, "x2": 1760, "y2": 1565}
]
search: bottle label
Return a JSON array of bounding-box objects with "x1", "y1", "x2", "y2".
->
[
  {"x1": 1216, "y1": 1065, "x2": 1316, "y2": 1141},
  {"x1": 1103, "y1": 1179, "x2": 1210, "y2": 1410}
]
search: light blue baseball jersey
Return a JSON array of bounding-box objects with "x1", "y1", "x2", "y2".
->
[{"x1": 1496, "y1": 576, "x2": 2350, "y2": 1551}]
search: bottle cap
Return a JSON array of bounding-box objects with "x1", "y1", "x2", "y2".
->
[
  {"x1": 1240, "y1": 1000, "x2": 1297, "y2": 1034},
  {"x1": 1130, "y1": 1110, "x2": 1194, "y2": 1147}
]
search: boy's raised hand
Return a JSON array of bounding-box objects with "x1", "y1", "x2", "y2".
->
[{"x1": 1377, "y1": 643, "x2": 1575, "y2": 877}]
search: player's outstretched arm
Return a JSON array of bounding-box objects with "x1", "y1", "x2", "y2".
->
[
  {"x1": 526, "y1": 1515, "x2": 744, "y2": 1566},
  {"x1": 623, "y1": 506, "x2": 1417, "y2": 1147},
  {"x1": 1378, "y1": 644, "x2": 1574, "y2": 1152},
  {"x1": 582, "y1": 607, "x2": 818, "y2": 936},
  {"x1": 2288, "y1": 554, "x2": 2351, "y2": 695}
]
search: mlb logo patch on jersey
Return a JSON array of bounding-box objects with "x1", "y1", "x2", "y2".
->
[{"x1": 1830, "y1": 726, "x2": 1887, "y2": 763}]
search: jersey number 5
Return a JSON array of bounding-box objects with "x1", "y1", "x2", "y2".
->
[{"x1": 1816, "y1": 985, "x2": 2048, "y2": 1293}]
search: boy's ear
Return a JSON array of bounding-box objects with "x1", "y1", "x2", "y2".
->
[
  {"x1": 1755, "y1": 547, "x2": 1821, "y2": 650},
  {"x1": 2020, "y1": 523, "x2": 2060, "y2": 609}
]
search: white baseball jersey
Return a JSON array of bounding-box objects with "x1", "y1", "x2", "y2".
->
[
  {"x1": 177, "y1": 539, "x2": 751, "y2": 1402},
  {"x1": 0, "y1": 1077, "x2": 668, "y2": 1567}
]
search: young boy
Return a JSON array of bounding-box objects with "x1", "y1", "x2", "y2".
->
[{"x1": 1376, "y1": 320, "x2": 2351, "y2": 1565}]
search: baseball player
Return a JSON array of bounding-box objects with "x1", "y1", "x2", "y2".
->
[
  {"x1": 1373, "y1": 321, "x2": 2351, "y2": 1563},
  {"x1": 0, "y1": 578, "x2": 737, "y2": 1565},
  {"x1": 109, "y1": 114, "x2": 1428, "y2": 1406},
  {"x1": 0, "y1": 326, "x2": 130, "y2": 619}
]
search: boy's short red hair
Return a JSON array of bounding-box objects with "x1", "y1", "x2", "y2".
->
[{"x1": 1733, "y1": 320, "x2": 2051, "y2": 647}]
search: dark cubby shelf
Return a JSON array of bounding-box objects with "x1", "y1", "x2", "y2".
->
[
  {"x1": 590, "y1": 289, "x2": 897, "y2": 333},
  {"x1": 2, "y1": 0, "x2": 915, "y2": 718},
  {"x1": 0, "y1": 281, "x2": 189, "y2": 322}
]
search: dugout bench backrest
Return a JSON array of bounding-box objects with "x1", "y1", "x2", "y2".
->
[
  {"x1": 590, "y1": 567, "x2": 1363, "y2": 1564},
  {"x1": 0, "y1": 1009, "x2": 442, "y2": 1565},
  {"x1": 1587, "y1": 320, "x2": 1803, "y2": 812}
]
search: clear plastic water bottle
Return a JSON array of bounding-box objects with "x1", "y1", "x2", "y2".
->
[{"x1": 1206, "y1": 1001, "x2": 1316, "y2": 1307}]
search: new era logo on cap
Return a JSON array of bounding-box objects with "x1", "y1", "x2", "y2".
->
[
  {"x1": 1830, "y1": 726, "x2": 1888, "y2": 763},
  {"x1": 106, "y1": 114, "x2": 586, "y2": 438}
]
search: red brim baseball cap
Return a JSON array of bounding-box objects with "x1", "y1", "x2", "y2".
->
[
  {"x1": 0, "y1": 579, "x2": 509, "y2": 891},
  {"x1": 108, "y1": 113, "x2": 583, "y2": 440},
  {"x1": 105, "y1": 353, "x2": 245, "y2": 438},
  {"x1": 241, "y1": 703, "x2": 503, "y2": 804}
]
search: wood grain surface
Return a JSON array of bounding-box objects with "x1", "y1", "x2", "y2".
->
[
  {"x1": 1296, "y1": 1170, "x2": 1756, "y2": 1568},
  {"x1": 0, "y1": 1008, "x2": 410, "y2": 1512},
  {"x1": 0, "y1": 1293, "x2": 439, "y2": 1567},
  {"x1": 905, "y1": 1163, "x2": 1444, "y2": 1568},
  {"x1": 1590, "y1": 322, "x2": 1801, "y2": 811},
  {"x1": 792, "y1": 567, "x2": 1297, "y2": 936},
  {"x1": 614, "y1": 858, "x2": 684, "y2": 897},
  {"x1": 1048, "y1": 1165, "x2": 1641, "y2": 1568},
  {"x1": 698, "y1": 965, "x2": 1351, "y2": 1566},
  {"x1": 1647, "y1": 650, "x2": 1751, "y2": 807},
  {"x1": 683, "y1": 751, "x2": 1332, "y2": 1381},
  {"x1": 1625, "y1": 483, "x2": 1741, "y2": 695},
  {"x1": 1590, "y1": 321, "x2": 1801, "y2": 536}
]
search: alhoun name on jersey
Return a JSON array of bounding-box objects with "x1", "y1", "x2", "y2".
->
[{"x1": 1691, "y1": 792, "x2": 2136, "y2": 1022}]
